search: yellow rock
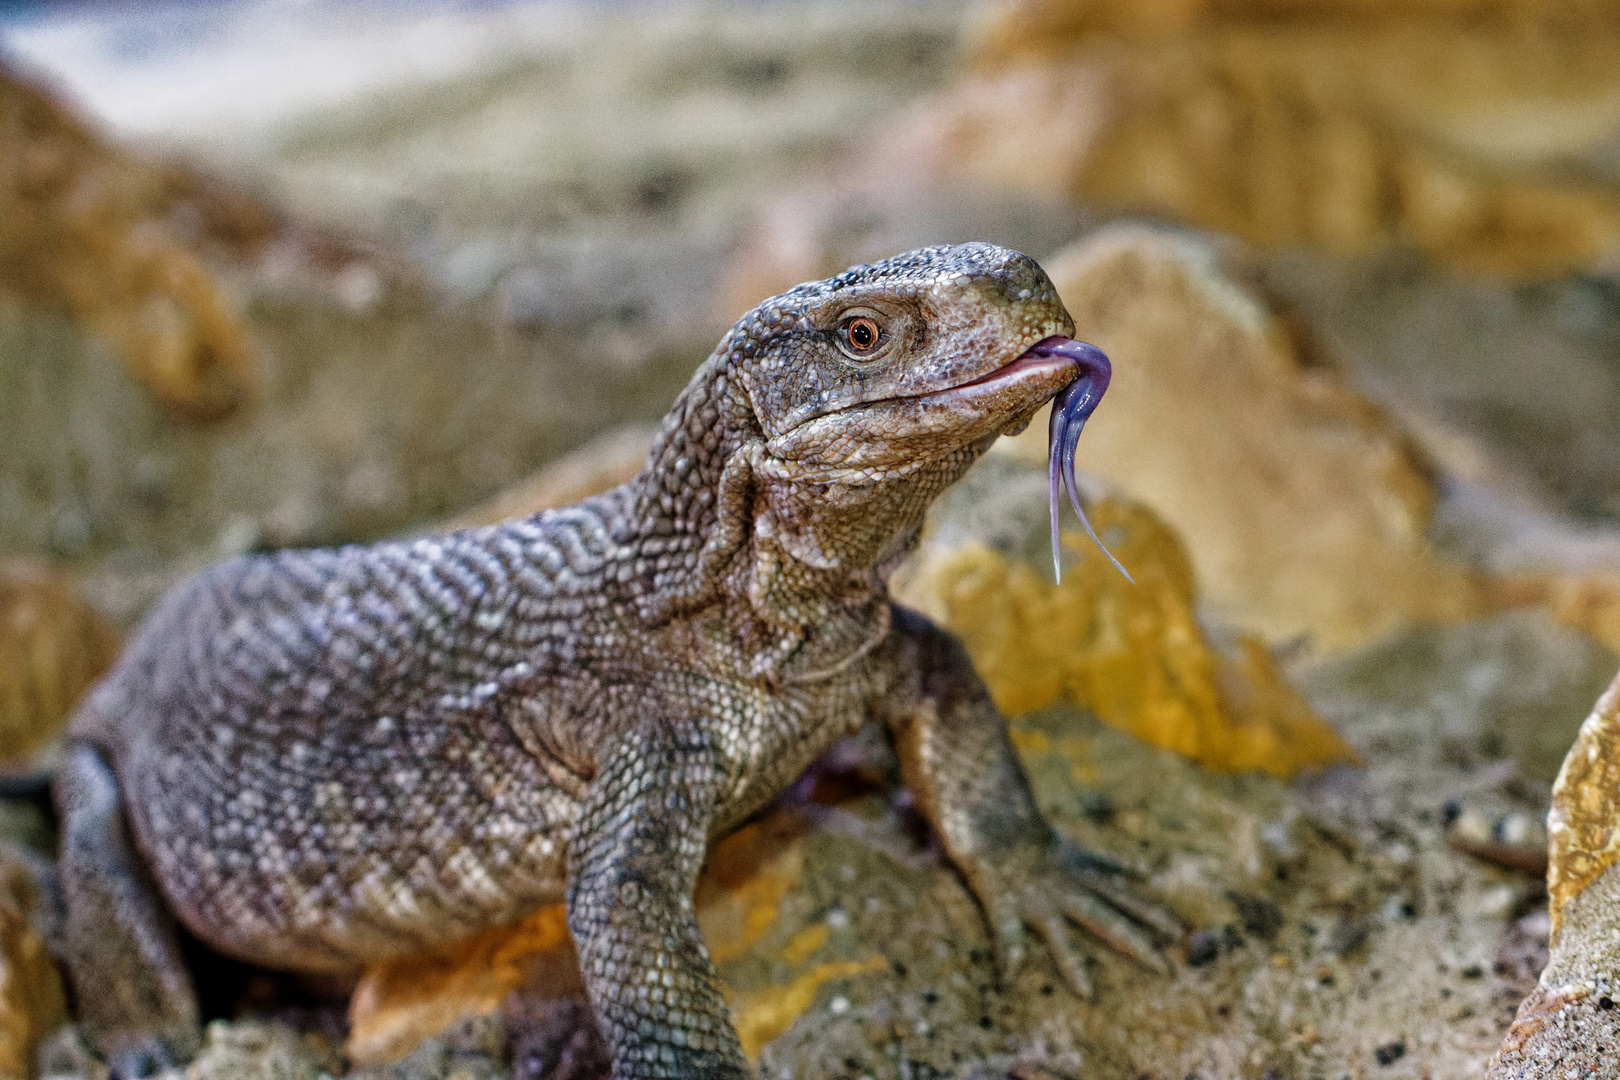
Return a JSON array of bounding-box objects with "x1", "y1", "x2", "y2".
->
[
  {"x1": 0, "y1": 559, "x2": 120, "y2": 769},
  {"x1": 1491, "y1": 569, "x2": 1620, "y2": 659},
  {"x1": 346, "y1": 904, "x2": 573, "y2": 1066},
  {"x1": 896, "y1": 477, "x2": 1358, "y2": 778},
  {"x1": 0, "y1": 858, "x2": 69, "y2": 1079},
  {"x1": 907, "y1": 0, "x2": 1620, "y2": 276},
  {"x1": 1487, "y1": 665, "x2": 1620, "y2": 1075},
  {"x1": 694, "y1": 814, "x2": 811, "y2": 965},
  {"x1": 0, "y1": 63, "x2": 259, "y2": 420},
  {"x1": 1545, "y1": 668, "x2": 1620, "y2": 940},
  {"x1": 996, "y1": 226, "x2": 1488, "y2": 653}
]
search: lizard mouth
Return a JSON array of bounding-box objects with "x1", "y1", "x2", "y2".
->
[
  {"x1": 765, "y1": 333, "x2": 1100, "y2": 479},
  {"x1": 918, "y1": 336, "x2": 1081, "y2": 405},
  {"x1": 932, "y1": 335, "x2": 1132, "y2": 583}
]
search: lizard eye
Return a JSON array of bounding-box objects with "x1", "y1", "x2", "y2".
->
[{"x1": 837, "y1": 315, "x2": 885, "y2": 359}]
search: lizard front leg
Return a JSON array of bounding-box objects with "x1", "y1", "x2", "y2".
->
[
  {"x1": 566, "y1": 727, "x2": 750, "y2": 1080},
  {"x1": 876, "y1": 605, "x2": 1181, "y2": 996}
]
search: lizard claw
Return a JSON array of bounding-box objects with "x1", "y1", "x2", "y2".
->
[{"x1": 976, "y1": 835, "x2": 1180, "y2": 996}]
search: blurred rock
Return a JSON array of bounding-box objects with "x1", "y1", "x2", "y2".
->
[
  {"x1": 1265, "y1": 252, "x2": 1620, "y2": 530},
  {"x1": 182, "y1": 1019, "x2": 341, "y2": 1080},
  {"x1": 894, "y1": 457, "x2": 1358, "y2": 777},
  {"x1": 1486, "y1": 669, "x2": 1620, "y2": 1077},
  {"x1": 0, "y1": 855, "x2": 68, "y2": 1080},
  {"x1": 0, "y1": 64, "x2": 261, "y2": 419},
  {"x1": 1491, "y1": 568, "x2": 1620, "y2": 660},
  {"x1": 994, "y1": 224, "x2": 1488, "y2": 652},
  {"x1": 0, "y1": 559, "x2": 119, "y2": 771},
  {"x1": 0, "y1": 1, "x2": 971, "y2": 590},
  {"x1": 347, "y1": 905, "x2": 572, "y2": 1067},
  {"x1": 447, "y1": 425, "x2": 656, "y2": 529},
  {"x1": 900, "y1": 0, "x2": 1620, "y2": 277},
  {"x1": 716, "y1": 179, "x2": 1093, "y2": 317}
]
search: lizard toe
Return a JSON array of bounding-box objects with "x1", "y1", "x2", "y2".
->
[
  {"x1": 1056, "y1": 889, "x2": 1169, "y2": 976},
  {"x1": 1069, "y1": 864, "x2": 1185, "y2": 943},
  {"x1": 987, "y1": 900, "x2": 1031, "y2": 986},
  {"x1": 1029, "y1": 910, "x2": 1095, "y2": 998}
]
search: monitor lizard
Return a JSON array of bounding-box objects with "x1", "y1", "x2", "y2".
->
[{"x1": 54, "y1": 243, "x2": 1180, "y2": 1079}]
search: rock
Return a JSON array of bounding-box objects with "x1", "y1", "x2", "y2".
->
[
  {"x1": 0, "y1": 63, "x2": 261, "y2": 420},
  {"x1": 1262, "y1": 251, "x2": 1620, "y2": 532},
  {"x1": 0, "y1": 559, "x2": 119, "y2": 771},
  {"x1": 1300, "y1": 610, "x2": 1619, "y2": 788},
  {"x1": 182, "y1": 1019, "x2": 341, "y2": 1080},
  {"x1": 0, "y1": 855, "x2": 68, "y2": 1080},
  {"x1": 1486, "y1": 668, "x2": 1620, "y2": 1077},
  {"x1": 347, "y1": 905, "x2": 572, "y2": 1067},
  {"x1": 992, "y1": 225, "x2": 1488, "y2": 652},
  {"x1": 446, "y1": 425, "x2": 657, "y2": 530},
  {"x1": 898, "y1": 0, "x2": 1620, "y2": 277},
  {"x1": 348, "y1": 1015, "x2": 508, "y2": 1080},
  {"x1": 1545, "y1": 670, "x2": 1620, "y2": 932},
  {"x1": 893, "y1": 456, "x2": 1358, "y2": 778}
]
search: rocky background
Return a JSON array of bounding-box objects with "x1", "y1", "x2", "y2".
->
[{"x1": 3, "y1": 0, "x2": 1620, "y2": 1077}]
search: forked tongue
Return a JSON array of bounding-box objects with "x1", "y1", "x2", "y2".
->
[{"x1": 1027, "y1": 337, "x2": 1133, "y2": 585}]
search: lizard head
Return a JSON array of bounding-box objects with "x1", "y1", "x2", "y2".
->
[
  {"x1": 634, "y1": 243, "x2": 1101, "y2": 613},
  {"x1": 734, "y1": 243, "x2": 1079, "y2": 481}
]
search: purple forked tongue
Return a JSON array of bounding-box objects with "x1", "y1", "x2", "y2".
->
[{"x1": 1028, "y1": 337, "x2": 1133, "y2": 585}]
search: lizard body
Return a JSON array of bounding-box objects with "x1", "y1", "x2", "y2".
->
[{"x1": 55, "y1": 243, "x2": 1176, "y2": 1079}]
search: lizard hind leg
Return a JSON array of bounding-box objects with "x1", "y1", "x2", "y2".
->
[{"x1": 55, "y1": 742, "x2": 201, "y2": 1079}]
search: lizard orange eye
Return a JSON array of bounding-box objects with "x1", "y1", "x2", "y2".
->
[{"x1": 840, "y1": 316, "x2": 882, "y2": 356}]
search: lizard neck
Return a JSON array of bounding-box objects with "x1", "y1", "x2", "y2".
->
[
  {"x1": 623, "y1": 341, "x2": 984, "y2": 650},
  {"x1": 622, "y1": 348, "x2": 757, "y2": 614}
]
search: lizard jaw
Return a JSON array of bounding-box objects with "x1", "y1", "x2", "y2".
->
[
  {"x1": 763, "y1": 334, "x2": 1082, "y2": 474},
  {"x1": 896, "y1": 338, "x2": 1080, "y2": 418}
]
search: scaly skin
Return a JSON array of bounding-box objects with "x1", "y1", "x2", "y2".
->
[{"x1": 56, "y1": 243, "x2": 1177, "y2": 1079}]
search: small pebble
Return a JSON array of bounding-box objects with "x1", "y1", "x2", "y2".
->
[
  {"x1": 1496, "y1": 812, "x2": 1534, "y2": 847},
  {"x1": 1186, "y1": 931, "x2": 1220, "y2": 967},
  {"x1": 1452, "y1": 808, "x2": 1493, "y2": 845}
]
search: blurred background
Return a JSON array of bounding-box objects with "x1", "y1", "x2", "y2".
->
[
  {"x1": 4, "y1": 0, "x2": 1620, "y2": 618},
  {"x1": 5, "y1": 1, "x2": 1620, "y2": 1075},
  {"x1": 4, "y1": 0, "x2": 1619, "y2": 623}
]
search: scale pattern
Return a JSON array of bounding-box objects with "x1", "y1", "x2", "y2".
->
[{"x1": 57, "y1": 243, "x2": 1176, "y2": 1079}]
